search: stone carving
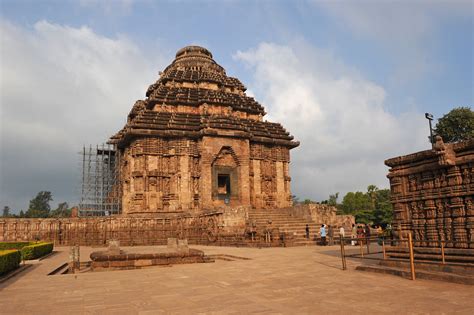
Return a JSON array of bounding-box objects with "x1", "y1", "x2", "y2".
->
[
  {"x1": 385, "y1": 138, "x2": 474, "y2": 254},
  {"x1": 433, "y1": 136, "x2": 456, "y2": 166}
]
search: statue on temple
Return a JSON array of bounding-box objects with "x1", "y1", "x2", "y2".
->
[{"x1": 433, "y1": 135, "x2": 456, "y2": 166}]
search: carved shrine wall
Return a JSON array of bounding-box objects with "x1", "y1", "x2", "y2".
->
[
  {"x1": 249, "y1": 143, "x2": 292, "y2": 209},
  {"x1": 386, "y1": 139, "x2": 474, "y2": 250},
  {"x1": 120, "y1": 138, "x2": 201, "y2": 215},
  {"x1": 119, "y1": 137, "x2": 293, "y2": 215}
]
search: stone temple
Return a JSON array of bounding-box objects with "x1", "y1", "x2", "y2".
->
[
  {"x1": 109, "y1": 46, "x2": 299, "y2": 216},
  {"x1": 0, "y1": 46, "x2": 353, "y2": 247}
]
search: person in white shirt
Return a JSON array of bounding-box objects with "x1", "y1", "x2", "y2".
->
[{"x1": 339, "y1": 226, "x2": 345, "y2": 238}]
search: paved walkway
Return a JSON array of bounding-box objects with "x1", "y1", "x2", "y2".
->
[{"x1": 0, "y1": 245, "x2": 473, "y2": 314}]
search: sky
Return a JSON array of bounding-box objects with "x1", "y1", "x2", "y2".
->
[{"x1": 0, "y1": 0, "x2": 473, "y2": 213}]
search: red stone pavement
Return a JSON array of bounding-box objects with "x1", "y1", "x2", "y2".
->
[{"x1": 0, "y1": 245, "x2": 473, "y2": 314}]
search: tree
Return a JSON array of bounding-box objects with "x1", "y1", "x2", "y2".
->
[
  {"x1": 341, "y1": 191, "x2": 371, "y2": 214},
  {"x1": 328, "y1": 192, "x2": 339, "y2": 207},
  {"x1": 434, "y1": 107, "x2": 474, "y2": 143},
  {"x1": 372, "y1": 189, "x2": 392, "y2": 226},
  {"x1": 366, "y1": 185, "x2": 378, "y2": 211},
  {"x1": 19, "y1": 210, "x2": 25, "y2": 218},
  {"x1": 26, "y1": 191, "x2": 53, "y2": 218},
  {"x1": 50, "y1": 202, "x2": 71, "y2": 218},
  {"x1": 291, "y1": 195, "x2": 300, "y2": 206},
  {"x1": 340, "y1": 187, "x2": 393, "y2": 226},
  {"x1": 2, "y1": 206, "x2": 10, "y2": 217}
]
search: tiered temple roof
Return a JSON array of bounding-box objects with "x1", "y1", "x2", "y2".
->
[{"x1": 110, "y1": 46, "x2": 299, "y2": 149}]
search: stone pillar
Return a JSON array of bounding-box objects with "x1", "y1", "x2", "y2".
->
[
  {"x1": 200, "y1": 149, "x2": 213, "y2": 209},
  {"x1": 179, "y1": 154, "x2": 191, "y2": 210},
  {"x1": 252, "y1": 160, "x2": 262, "y2": 208},
  {"x1": 275, "y1": 161, "x2": 285, "y2": 207}
]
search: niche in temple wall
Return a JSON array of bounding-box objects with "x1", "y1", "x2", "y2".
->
[{"x1": 211, "y1": 146, "x2": 239, "y2": 201}]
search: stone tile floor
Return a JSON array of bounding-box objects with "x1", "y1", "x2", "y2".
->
[{"x1": 0, "y1": 245, "x2": 473, "y2": 314}]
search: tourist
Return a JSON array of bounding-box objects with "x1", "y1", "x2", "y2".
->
[
  {"x1": 339, "y1": 226, "x2": 345, "y2": 244},
  {"x1": 265, "y1": 220, "x2": 272, "y2": 243},
  {"x1": 376, "y1": 225, "x2": 384, "y2": 245},
  {"x1": 328, "y1": 225, "x2": 334, "y2": 245},
  {"x1": 319, "y1": 224, "x2": 327, "y2": 246},
  {"x1": 357, "y1": 225, "x2": 365, "y2": 244},
  {"x1": 351, "y1": 223, "x2": 357, "y2": 246},
  {"x1": 365, "y1": 224, "x2": 371, "y2": 247},
  {"x1": 251, "y1": 219, "x2": 257, "y2": 241},
  {"x1": 305, "y1": 224, "x2": 310, "y2": 239}
]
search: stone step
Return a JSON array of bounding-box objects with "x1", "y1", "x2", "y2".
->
[
  {"x1": 252, "y1": 222, "x2": 318, "y2": 226},
  {"x1": 387, "y1": 251, "x2": 474, "y2": 263},
  {"x1": 379, "y1": 259, "x2": 474, "y2": 276},
  {"x1": 356, "y1": 264, "x2": 474, "y2": 285}
]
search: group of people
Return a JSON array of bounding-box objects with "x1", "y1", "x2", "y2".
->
[
  {"x1": 307, "y1": 223, "x2": 386, "y2": 246},
  {"x1": 305, "y1": 224, "x2": 345, "y2": 246}
]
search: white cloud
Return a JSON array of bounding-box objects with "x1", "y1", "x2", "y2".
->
[
  {"x1": 0, "y1": 20, "x2": 165, "y2": 211},
  {"x1": 235, "y1": 41, "x2": 428, "y2": 201}
]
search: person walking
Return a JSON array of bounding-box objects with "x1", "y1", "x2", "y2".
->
[
  {"x1": 328, "y1": 225, "x2": 334, "y2": 245},
  {"x1": 319, "y1": 224, "x2": 327, "y2": 246},
  {"x1": 351, "y1": 223, "x2": 357, "y2": 246},
  {"x1": 365, "y1": 224, "x2": 371, "y2": 247},
  {"x1": 339, "y1": 226, "x2": 345, "y2": 244},
  {"x1": 305, "y1": 224, "x2": 310, "y2": 239}
]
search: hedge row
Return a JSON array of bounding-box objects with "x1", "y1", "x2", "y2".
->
[
  {"x1": 0, "y1": 250, "x2": 21, "y2": 275},
  {"x1": 0, "y1": 242, "x2": 31, "y2": 251},
  {"x1": 21, "y1": 242, "x2": 54, "y2": 260}
]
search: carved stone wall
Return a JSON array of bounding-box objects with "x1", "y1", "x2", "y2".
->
[
  {"x1": 0, "y1": 205, "x2": 354, "y2": 247},
  {"x1": 289, "y1": 204, "x2": 355, "y2": 229},
  {"x1": 385, "y1": 138, "x2": 474, "y2": 250},
  {"x1": 0, "y1": 213, "x2": 229, "y2": 246}
]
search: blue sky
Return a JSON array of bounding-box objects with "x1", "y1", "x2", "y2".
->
[{"x1": 1, "y1": 0, "x2": 473, "y2": 212}]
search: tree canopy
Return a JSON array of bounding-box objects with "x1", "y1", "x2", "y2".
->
[
  {"x1": 434, "y1": 107, "x2": 474, "y2": 143},
  {"x1": 26, "y1": 191, "x2": 53, "y2": 218},
  {"x1": 2, "y1": 206, "x2": 10, "y2": 217},
  {"x1": 328, "y1": 185, "x2": 392, "y2": 226},
  {"x1": 50, "y1": 202, "x2": 72, "y2": 218}
]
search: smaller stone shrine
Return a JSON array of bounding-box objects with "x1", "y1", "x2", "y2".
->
[{"x1": 385, "y1": 137, "x2": 474, "y2": 260}]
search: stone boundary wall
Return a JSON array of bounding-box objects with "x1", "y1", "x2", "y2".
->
[
  {"x1": 0, "y1": 205, "x2": 353, "y2": 246},
  {"x1": 0, "y1": 213, "x2": 226, "y2": 246}
]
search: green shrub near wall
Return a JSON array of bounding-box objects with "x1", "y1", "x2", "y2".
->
[
  {"x1": 20, "y1": 242, "x2": 54, "y2": 260},
  {"x1": 0, "y1": 250, "x2": 21, "y2": 275},
  {"x1": 0, "y1": 242, "x2": 31, "y2": 251}
]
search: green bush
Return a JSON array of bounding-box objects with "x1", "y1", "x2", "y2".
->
[
  {"x1": 20, "y1": 242, "x2": 54, "y2": 260},
  {"x1": 0, "y1": 250, "x2": 21, "y2": 275},
  {"x1": 0, "y1": 242, "x2": 31, "y2": 251}
]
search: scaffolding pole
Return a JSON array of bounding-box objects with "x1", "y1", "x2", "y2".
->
[{"x1": 78, "y1": 144, "x2": 121, "y2": 216}]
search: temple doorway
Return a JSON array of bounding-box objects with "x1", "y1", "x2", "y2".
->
[
  {"x1": 217, "y1": 174, "x2": 231, "y2": 199},
  {"x1": 212, "y1": 146, "x2": 239, "y2": 204}
]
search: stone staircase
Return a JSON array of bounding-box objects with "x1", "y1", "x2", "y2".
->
[
  {"x1": 356, "y1": 259, "x2": 474, "y2": 285},
  {"x1": 247, "y1": 208, "x2": 321, "y2": 246}
]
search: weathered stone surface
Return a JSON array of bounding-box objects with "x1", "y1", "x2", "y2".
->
[
  {"x1": 90, "y1": 247, "x2": 210, "y2": 271},
  {"x1": 385, "y1": 137, "x2": 474, "y2": 254},
  {"x1": 0, "y1": 205, "x2": 353, "y2": 247},
  {"x1": 107, "y1": 239, "x2": 121, "y2": 255},
  {"x1": 109, "y1": 46, "x2": 299, "y2": 215}
]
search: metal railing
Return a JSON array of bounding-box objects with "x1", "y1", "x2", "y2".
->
[{"x1": 338, "y1": 234, "x2": 474, "y2": 280}]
